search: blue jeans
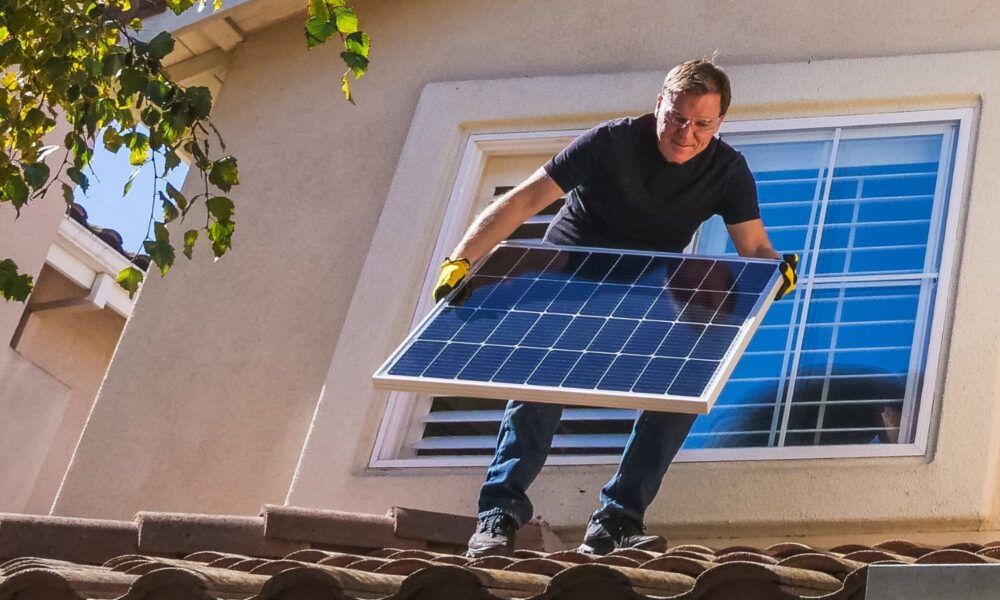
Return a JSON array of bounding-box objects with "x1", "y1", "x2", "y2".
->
[{"x1": 477, "y1": 400, "x2": 696, "y2": 526}]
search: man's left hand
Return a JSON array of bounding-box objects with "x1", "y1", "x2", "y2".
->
[{"x1": 776, "y1": 253, "x2": 798, "y2": 300}]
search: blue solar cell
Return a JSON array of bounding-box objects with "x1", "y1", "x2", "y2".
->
[
  {"x1": 548, "y1": 282, "x2": 599, "y2": 314},
  {"x1": 701, "y1": 261, "x2": 745, "y2": 292},
  {"x1": 668, "y1": 360, "x2": 718, "y2": 396},
  {"x1": 527, "y1": 350, "x2": 582, "y2": 386},
  {"x1": 575, "y1": 252, "x2": 620, "y2": 281},
  {"x1": 388, "y1": 340, "x2": 445, "y2": 376},
  {"x1": 632, "y1": 357, "x2": 684, "y2": 394},
  {"x1": 670, "y1": 258, "x2": 714, "y2": 289},
  {"x1": 713, "y1": 293, "x2": 758, "y2": 325},
  {"x1": 540, "y1": 251, "x2": 584, "y2": 281},
  {"x1": 452, "y1": 309, "x2": 506, "y2": 343},
  {"x1": 476, "y1": 246, "x2": 527, "y2": 277},
  {"x1": 563, "y1": 352, "x2": 615, "y2": 388},
  {"x1": 486, "y1": 312, "x2": 539, "y2": 345},
  {"x1": 656, "y1": 322, "x2": 706, "y2": 357},
  {"x1": 679, "y1": 291, "x2": 727, "y2": 323},
  {"x1": 379, "y1": 245, "x2": 781, "y2": 406},
  {"x1": 589, "y1": 319, "x2": 640, "y2": 353},
  {"x1": 459, "y1": 345, "x2": 515, "y2": 381},
  {"x1": 605, "y1": 255, "x2": 652, "y2": 284},
  {"x1": 580, "y1": 284, "x2": 629, "y2": 316},
  {"x1": 521, "y1": 313, "x2": 573, "y2": 347},
  {"x1": 508, "y1": 248, "x2": 558, "y2": 279},
  {"x1": 635, "y1": 256, "x2": 683, "y2": 287},
  {"x1": 419, "y1": 307, "x2": 476, "y2": 341},
  {"x1": 734, "y1": 262, "x2": 777, "y2": 294},
  {"x1": 554, "y1": 316, "x2": 606, "y2": 350},
  {"x1": 516, "y1": 279, "x2": 565, "y2": 312},
  {"x1": 492, "y1": 347, "x2": 547, "y2": 384},
  {"x1": 423, "y1": 342, "x2": 480, "y2": 379},
  {"x1": 613, "y1": 287, "x2": 659, "y2": 319},
  {"x1": 456, "y1": 276, "x2": 503, "y2": 308},
  {"x1": 646, "y1": 289, "x2": 692, "y2": 321},
  {"x1": 481, "y1": 277, "x2": 534, "y2": 310},
  {"x1": 622, "y1": 321, "x2": 672, "y2": 355},
  {"x1": 598, "y1": 355, "x2": 652, "y2": 391},
  {"x1": 691, "y1": 325, "x2": 740, "y2": 360}
]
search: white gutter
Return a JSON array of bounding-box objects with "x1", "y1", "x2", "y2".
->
[{"x1": 43, "y1": 218, "x2": 139, "y2": 318}]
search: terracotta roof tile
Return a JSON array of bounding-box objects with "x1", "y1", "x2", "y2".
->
[
  {"x1": 0, "y1": 513, "x2": 138, "y2": 564},
  {"x1": 1, "y1": 506, "x2": 998, "y2": 599},
  {"x1": 136, "y1": 512, "x2": 305, "y2": 558}
]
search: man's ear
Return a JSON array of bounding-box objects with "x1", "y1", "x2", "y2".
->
[{"x1": 655, "y1": 94, "x2": 663, "y2": 113}]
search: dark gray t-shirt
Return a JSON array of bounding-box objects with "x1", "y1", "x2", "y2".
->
[{"x1": 543, "y1": 113, "x2": 759, "y2": 252}]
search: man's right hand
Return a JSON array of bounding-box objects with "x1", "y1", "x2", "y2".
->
[{"x1": 433, "y1": 257, "x2": 470, "y2": 302}]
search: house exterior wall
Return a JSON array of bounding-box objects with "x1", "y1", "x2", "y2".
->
[
  {"x1": 0, "y1": 122, "x2": 94, "y2": 514},
  {"x1": 51, "y1": 0, "x2": 1000, "y2": 547}
]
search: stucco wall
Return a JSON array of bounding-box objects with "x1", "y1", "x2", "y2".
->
[{"x1": 52, "y1": 0, "x2": 1000, "y2": 542}]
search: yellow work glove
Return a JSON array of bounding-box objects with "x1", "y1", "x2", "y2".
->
[
  {"x1": 433, "y1": 257, "x2": 471, "y2": 302},
  {"x1": 776, "y1": 253, "x2": 798, "y2": 300}
]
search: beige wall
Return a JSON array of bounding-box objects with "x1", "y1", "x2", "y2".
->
[
  {"x1": 0, "y1": 120, "x2": 111, "y2": 514},
  {"x1": 51, "y1": 0, "x2": 1000, "y2": 548}
]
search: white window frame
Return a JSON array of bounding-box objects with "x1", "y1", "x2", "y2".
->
[{"x1": 369, "y1": 107, "x2": 974, "y2": 468}]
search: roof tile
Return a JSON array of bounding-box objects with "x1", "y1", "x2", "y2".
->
[
  {"x1": 136, "y1": 511, "x2": 305, "y2": 558},
  {"x1": 0, "y1": 513, "x2": 138, "y2": 564}
]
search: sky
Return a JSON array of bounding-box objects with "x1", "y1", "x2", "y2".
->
[{"x1": 73, "y1": 127, "x2": 190, "y2": 253}]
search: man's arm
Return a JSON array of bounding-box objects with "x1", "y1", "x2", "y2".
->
[
  {"x1": 725, "y1": 218, "x2": 780, "y2": 260},
  {"x1": 450, "y1": 167, "x2": 565, "y2": 264}
]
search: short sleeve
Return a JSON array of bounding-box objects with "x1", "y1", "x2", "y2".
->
[
  {"x1": 543, "y1": 124, "x2": 608, "y2": 193},
  {"x1": 718, "y1": 154, "x2": 761, "y2": 225}
]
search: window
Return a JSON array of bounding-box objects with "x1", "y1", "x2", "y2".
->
[{"x1": 372, "y1": 109, "x2": 970, "y2": 466}]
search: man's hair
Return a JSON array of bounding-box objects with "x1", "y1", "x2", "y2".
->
[{"x1": 661, "y1": 59, "x2": 732, "y2": 116}]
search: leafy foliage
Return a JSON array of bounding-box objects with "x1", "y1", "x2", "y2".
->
[{"x1": 0, "y1": 0, "x2": 369, "y2": 301}]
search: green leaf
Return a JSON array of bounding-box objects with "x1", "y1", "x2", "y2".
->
[
  {"x1": 206, "y1": 196, "x2": 234, "y2": 222},
  {"x1": 345, "y1": 31, "x2": 370, "y2": 57},
  {"x1": 154, "y1": 221, "x2": 170, "y2": 242},
  {"x1": 141, "y1": 106, "x2": 160, "y2": 126},
  {"x1": 123, "y1": 167, "x2": 141, "y2": 196},
  {"x1": 0, "y1": 259, "x2": 33, "y2": 302},
  {"x1": 102, "y1": 127, "x2": 124, "y2": 153},
  {"x1": 62, "y1": 183, "x2": 74, "y2": 205},
  {"x1": 66, "y1": 167, "x2": 89, "y2": 194},
  {"x1": 163, "y1": 151, "x2": 182, "y2": 175},
  {"x1": 3, "y1": 175, "x2": 29, "y2": 209},
  {"x1": 185, "y1": 87, "x2": 212, "y2": 120},
  {"x1": 308, "y1": 0, "x2": 331, "y2": 20},
  {"x1": 166, "y1": 183, "x2": 188, "y2": 211},
  {"x1": 341, "y1": 71, "x2": 353, "y2": 104},
  {"x1": 23, "y1": 163, "x2": 50, "y2": 190},
  {"x1": 119, "y1": 68, "x2": 146, "y2": 97},
  {"x1": 305, "y1": 16, "x2": 336, "y2": 48},
  {"x1": 207, "y1": 219, "x2": 235, "y2": 258},
  {"x1": 208, "y1": 156, "x2": 239, "y2": 191},
  {"x1": 334, "y1": 7, "x2": 358, "y2": 33},
  {"x1": 147, "y1": 31, "x2": 175, "y2": 60},
  {"x1": 143, "y1": 239, "x2": 175, "y2": 276},
  {"x1": 182, "y1": 229, "x2": 198, "y2": 259},
  {"x1": 116, "y1": 266, "x2": 144, "y2": 298},
  {"x1": 161, "y1": 192, "x2": 179, "y2": 223},
  {"x1": 165, "y1": 0, "x2": 196, "y2": 15},
  {"x1": 340, "y1": 51, "x2": 368, "y2": 78},
  {"x1": 124, "y1": 132, "x2": 150, "y2": 166}
]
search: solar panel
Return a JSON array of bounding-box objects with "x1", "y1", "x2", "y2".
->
[{"x1": 374, "y1": 242, "x2": 783, "y2": 413}]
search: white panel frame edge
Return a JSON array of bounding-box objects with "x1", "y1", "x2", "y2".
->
[{"x1": 369, "y1": 107, "x2": 974, "y2": 469}]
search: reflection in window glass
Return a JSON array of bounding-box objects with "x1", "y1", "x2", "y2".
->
[{"x1": 689, "y1": 124, "x2": 955, "y2": 449}]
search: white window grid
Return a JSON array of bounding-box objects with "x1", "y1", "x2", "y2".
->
[{"x1": 369, "y1": 108, "x2": 973, "y2": 468}]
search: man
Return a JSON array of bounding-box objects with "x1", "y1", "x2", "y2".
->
[{"x1": 433, "y1": 60, "x2": 797, "y2": 557}]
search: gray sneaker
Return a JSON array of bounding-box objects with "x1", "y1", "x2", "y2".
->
[
  {"x1": 578, "y1": 514, "x2": 667, "y2": 555},
  {"x1": 466, "y1": 513, "x2": 518, "y2": 558}
]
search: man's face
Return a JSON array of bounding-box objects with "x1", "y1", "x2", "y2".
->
[{"x1": 654, "y1": 91, "x2": 724, "y2": 164}]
